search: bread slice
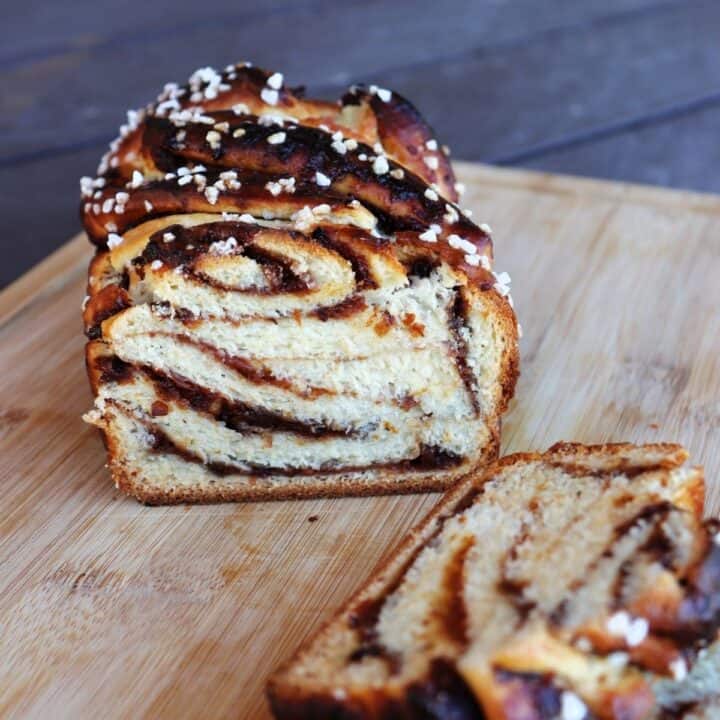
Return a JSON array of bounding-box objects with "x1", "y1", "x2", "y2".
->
[
  {"x1": 267, "y1": 443, "x2": 720, "y2": 719},
  {"x1": 80, "y1": 63, "x2": 518, "y2": 504}
]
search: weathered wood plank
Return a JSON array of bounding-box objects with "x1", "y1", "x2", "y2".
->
[
  {"x1": 0, "y1": 0, "x2": 683, "y2": 158},
  {"x1": 367, "y1": 0, "x2": 720, "y2": 163},
  {"x1": 2, "y1": 0, "x2": 669, "y2": 64},
  {"x1": 518, "y1": 102, "x2": 720, "y2": 193},
  {"x1": 0, "y1": 0, "x2": 297, "y2": 62}
]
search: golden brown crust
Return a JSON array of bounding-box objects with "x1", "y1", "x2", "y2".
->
[
  {"x1": 348, "y1": 86, "x2": 458, "y2": 202},
  {"x1": 466, "y1": 281, "x2": 520, "y2": 416}
]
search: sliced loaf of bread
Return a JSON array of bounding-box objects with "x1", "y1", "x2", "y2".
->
[{"x1": 80, "y1": 63, "x2": 519, "y2": 503}]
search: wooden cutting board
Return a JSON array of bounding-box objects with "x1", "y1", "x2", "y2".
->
[{"x1": 1, "y1": 163, "x2": 719, "y2": 719}]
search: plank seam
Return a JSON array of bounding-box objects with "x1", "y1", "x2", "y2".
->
[
  {"x1": 6, "y1": 82, "x2": 720, "y2": 172},
  {"x1": 0, "y1": 0, "x2": 695, "y2": 167},
  {"x1": 489, "y1": 90, "x2": 720, "y2": 166},
  {"x1": 0, "y1": 0, "x2": 332, "y2": 68}
]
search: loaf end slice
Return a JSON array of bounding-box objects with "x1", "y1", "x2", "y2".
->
[{"x1": 267, "y1": 442, "x2": 720, "y2": 719}]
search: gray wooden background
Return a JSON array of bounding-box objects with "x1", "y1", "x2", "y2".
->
[{"x1": 2, "y1": 0, "x2": 718, "y2": 289}]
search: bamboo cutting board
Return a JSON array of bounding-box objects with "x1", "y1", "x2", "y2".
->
[{"x1": 1, "y1": 164, "x2": 719, "y2": 719}]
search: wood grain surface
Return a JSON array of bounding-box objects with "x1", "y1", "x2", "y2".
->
[{"x1": 1, "y1": 164, "x2": 718, "y2": 719}]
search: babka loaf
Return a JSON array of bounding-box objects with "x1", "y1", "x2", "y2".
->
[
  {"x1": 80, "y1": 63, "x2": 519, "y2": 503},
  {"x1": 267, "y1": 443, "x2": 720, "y2": 719}
]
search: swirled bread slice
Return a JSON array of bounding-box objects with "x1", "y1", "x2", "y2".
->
[
  {"x1": 267, "y1": 443, "x2": 720, "y2": 719},
  {"x1": 80, "y1": 63, "x2": 518, "y2": 503}
]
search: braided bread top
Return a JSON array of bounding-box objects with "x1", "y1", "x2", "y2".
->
[{"x1": 79, "y1": 63, "x2": 513, "y2": 302}]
